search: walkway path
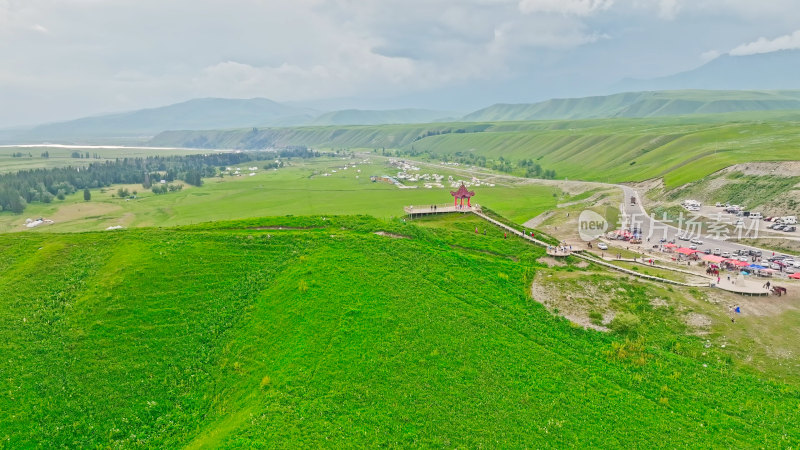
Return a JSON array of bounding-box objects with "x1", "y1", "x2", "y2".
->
[{"x1": 473, "y1": 207, "x2": 769, "y2": 293}]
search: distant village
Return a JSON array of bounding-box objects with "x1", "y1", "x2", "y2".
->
[{"x1": 369, "y1": 159, "x2": 495, "y2": 189}]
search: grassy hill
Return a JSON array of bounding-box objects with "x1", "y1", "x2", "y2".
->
[
  {"x1": 462, "y1": 90, "x2": 800, "y2": 121},
  {"x1": 309, "y1": 108, "x2": 454, "y2": 125},
  {"x1": 1, "y1": 214, "x2": 799, "y2": 446},
  {"x1": 150, "y1": 111, "x2": 800, "y2": 187}
]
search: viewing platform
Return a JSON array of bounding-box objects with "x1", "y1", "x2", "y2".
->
[
  {"x1": 404, "y1": 204, "x2": 481, "y2": 218},
  {"x1": 546, "y1": 247, "x2": 572, "y2": 257}
]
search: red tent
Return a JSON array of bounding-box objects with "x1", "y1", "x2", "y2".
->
[
  {"x1": 790, "y1": 273, "x2": 800, "y2": 280},
  {"x1": 675, "y1": 247, "x2": 699, "y2": 255},
  {"x1": 725, "y1": 259, "x2": 749, "y2": 267},
  {"x1": 664, "y1": 243, "x2": 677, "y2": 248},
  {"x1": 702, "y1": 254, "x2": 725, "y2": 263}
]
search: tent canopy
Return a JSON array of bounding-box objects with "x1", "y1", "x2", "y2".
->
[
  {"x1": 725, "y1": 259, "x2": 749, "y2": 267},
  {"x1": 675, "y1": 247, "x2": 699, "y2": 255},
  {"x1": 748, "y1": 264, "x2": 767, "y2": 270},
  {"x1": 790, "y1": 273, "x2": 800, "y2": 279},
  {"x1": 702, "y1": 254, "x2": 725, "y2": 263}
]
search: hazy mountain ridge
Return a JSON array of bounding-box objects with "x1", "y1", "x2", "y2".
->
[
  {"x1": 463, "y1": 90, "x2": 800, "y2": 121},
  {"x1": 6, "y1": 49, "x2": 800, "y2": 141},
  {"x1": 309, "y1": 108, "x2": 456, "y2": 125},
  {"x1": 3, "y1": 100, "x2": 459, "y2": 142},
  {"x1": 616, "y1": 49, "x2": 800, "y2": 92}
]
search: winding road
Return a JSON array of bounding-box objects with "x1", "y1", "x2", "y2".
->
[{"x1": 373, "y1": 154, "x2": 794, "y2": 262}]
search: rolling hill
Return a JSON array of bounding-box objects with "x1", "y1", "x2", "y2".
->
[
  {"x1": 1, "y1": 215, "x2": 798, "y2": 446},
  {"x1": 462, "y1": 90, "x2": 800, "y2": 121},
  {"x1": 309, "y1": 108, "x2": 454, "y2": 125},
  {"x1": 150, "y1": 111, "x2": 800, "y2": 187}
]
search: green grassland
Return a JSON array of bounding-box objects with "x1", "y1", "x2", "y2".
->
[
  {"x1": 0, "y1": 146, "x2": 204, "y2": 173},
  {"x1": 0, "y1": 158, "x2": 560, "y2": 233},
  {"x1": 150, "y1": 111, "x2": 800, "y2": 188},
  {"x1": 463, "y1": 90, "x2": 800, "y2": 121},
  {"x1": 1, "y1": 214, "x2": 799, "y2": 447}
]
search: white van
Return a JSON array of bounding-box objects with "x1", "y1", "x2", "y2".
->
[
  {"x1": 750, "y1": 212, "x2": 763, "y2": 220},
  {"x1": 783, "y1": 216, "x2": 797, "y2": 225}
]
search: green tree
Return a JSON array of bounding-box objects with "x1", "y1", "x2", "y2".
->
[{"x1": 83, "y1": 188, "x2": 91, "y2": 201}]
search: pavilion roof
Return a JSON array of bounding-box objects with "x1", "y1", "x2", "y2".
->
[{"x1": 450, "y1": 184, "x2": 475, "y2": 199}]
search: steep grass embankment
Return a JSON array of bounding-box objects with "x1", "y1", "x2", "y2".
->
[{"x1": 1, "y1": 215, "x2": 798, "y2": 446}]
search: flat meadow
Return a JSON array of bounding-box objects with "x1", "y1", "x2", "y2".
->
[{"x1": 0, "y1": 156, "x2": 561, "y2": 233}]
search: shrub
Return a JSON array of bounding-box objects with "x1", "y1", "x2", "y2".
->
[{"x1": 610, "y1": 312, "x2": 641, "y2": 333}]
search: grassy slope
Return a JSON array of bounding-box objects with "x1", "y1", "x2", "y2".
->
[
  {"x1": 1, "y1": 215, "x2": 798, "y2": 447},
  {"x1": 462, "y1": 90, "x2": 800, "y2": 121},
  {"x1": 150, "y1": 111, "x2": 800, "y2": 188}
]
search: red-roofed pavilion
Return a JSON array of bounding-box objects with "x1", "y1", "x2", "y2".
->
[{"x1": 450, "y1": 184, "x2": 475, "y2": 207}]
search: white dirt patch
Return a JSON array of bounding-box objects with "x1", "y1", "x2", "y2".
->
[
  {"x1": 530, "y1": 272, "x2": 611, "y2": 332},
  {"x1": 538, "y1": 256, "x2": 565, "y2": 267},
  {"x1": 374, "y1": 231, "x2": 410, "y2": 239},
  {"x1": 650, "y1": 297, "x2": 668, "y2": 308},
  {"x1": 684, "y1": 313, "x2": 712, "y2": 332},
  {"x1": 721, "y1": 161, "x2": 800, "y2": 177}
]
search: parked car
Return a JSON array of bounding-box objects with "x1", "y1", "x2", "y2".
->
[
  {"x1": 785, "y1": 226, "x2": 797, "y2": 232},
  {"x1": 689, "y1": 244, "x2": 698, "y2": 250},
  {"x1": 704, "y1": 248, "x2": 712, "y2": 255},
  {"x1": 786, "y1": 267, "x2": 797, "y2": 274},
  {"x1": 775, "y1": 225, "x2": 787, "y2": 231},
  {"x1": 764, "y1": 217, "x2": 773, "y2": 222},
  {"x1": 721, "y1": 251, "x2": 731, "y2": 258},
  {"x1": 713, "y1": 248, "x2": 721, "y2": 256},
  {"x1": 597, "y1": 242, "x2": 608, "y2": 250}
]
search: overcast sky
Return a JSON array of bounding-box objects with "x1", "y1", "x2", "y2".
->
[{"x1": 2, "y1": 0, "x2": 799, "y2": 126}]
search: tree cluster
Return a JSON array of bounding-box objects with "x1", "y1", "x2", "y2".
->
[{"x1": 0, "y1": 148, "x2": 320, "y2": 214}]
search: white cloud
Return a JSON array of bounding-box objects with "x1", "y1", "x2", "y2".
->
[
  {"x1": 729, "y1": 30, "x2": 800, "y2": 56},
  {"x1": 2, "y1": 0, "x2": 798, "y2": 126},
  {"x1": 518, "y1": 0, "x2": 614, "y2": 16},
  {"x1": 657, "y1": 0, "x2": 681, "y2": 20},
  {"x1": 700, "y1": 49, "x2": 720, "y2": 61}
]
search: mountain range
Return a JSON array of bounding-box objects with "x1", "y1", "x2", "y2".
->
[{"x1": 4, "y1": 50, "x2": 800, "y2": 143}]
